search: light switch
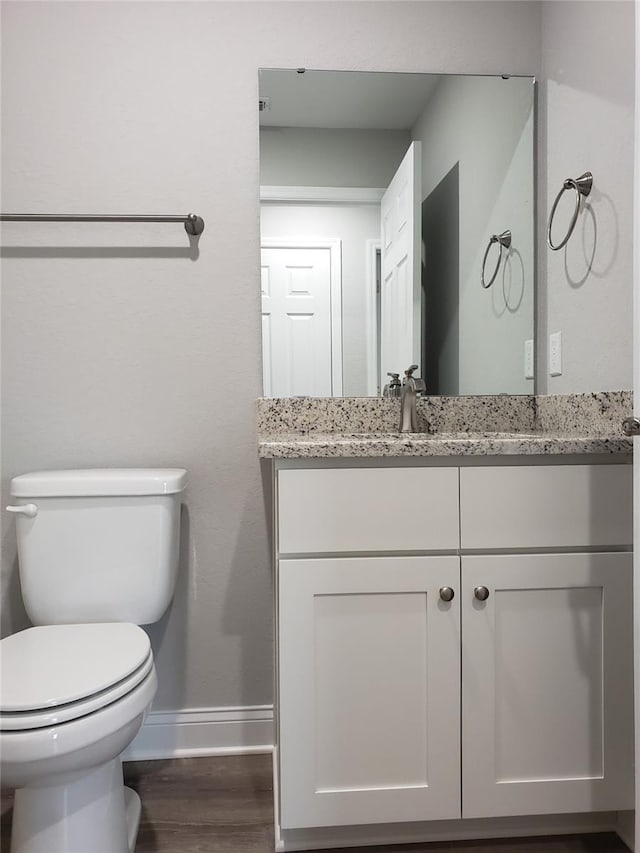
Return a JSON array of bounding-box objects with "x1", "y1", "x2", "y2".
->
[
  {"x1": 549, "y1": 331, "x2": 562, "y2": 376},
  {"x1": 524, "y1": 339, "x2": 534, "y2": 380}
]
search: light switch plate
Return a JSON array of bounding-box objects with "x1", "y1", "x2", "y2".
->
[
  {"x1": 549, "y1": 331, "x2": 562, "y2": 376},
  {"x1": 524, "y1": 339, "x2": 534, "y2": 380}
]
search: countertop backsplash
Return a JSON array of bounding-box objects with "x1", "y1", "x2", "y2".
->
[
  {"x1": 257, "y1": 392, "x2": 632, "y2": 438},
  {"x1": 534, "y1": 391, "x2": 633, "y2": 435}
]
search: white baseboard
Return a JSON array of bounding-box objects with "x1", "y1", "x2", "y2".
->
[{"x1": 122, "y1": 705, "x2": 274, "y2": 762}]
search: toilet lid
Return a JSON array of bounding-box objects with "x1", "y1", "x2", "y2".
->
[
  {"x1": 0, "y1": 623, "x2": 151, "y2": 713},
  {"x1": 0, "y1": 651, "x2": 154, "y2": 730}
]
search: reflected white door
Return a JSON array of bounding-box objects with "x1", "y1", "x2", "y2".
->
[
  {"x1": 380, "y1": 141, "x2": 422, "y2": 380},
  {"x1": 261, "y1": 239, "x2": 342, "y2": 397}
]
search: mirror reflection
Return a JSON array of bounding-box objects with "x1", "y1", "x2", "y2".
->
[{"x1": 259, "y1": 69, "x2": 535, "y2": 397}]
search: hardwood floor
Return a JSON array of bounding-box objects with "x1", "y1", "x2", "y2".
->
[
  {"x1": 127, "y1": 754, "x2": 275, "y2": 852},
  {"x1": 0, "y1": 754, "x2": 631, "y2": 852}
]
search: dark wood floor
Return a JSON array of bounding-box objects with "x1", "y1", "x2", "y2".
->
[{"x1": 1, "y1": 754, "x2": 631, "y2": 852}]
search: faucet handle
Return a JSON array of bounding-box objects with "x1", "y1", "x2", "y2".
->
[
  {"x1": 383, "y1": 372, "x2": 402, "y2": 398},
  {"x1": 403, "y1": 365, "x2": 425, "y2": 395}
]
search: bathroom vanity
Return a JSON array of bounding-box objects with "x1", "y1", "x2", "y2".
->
[{"x1": 259, "y1": 399, "x2": 634, "y2": 852}]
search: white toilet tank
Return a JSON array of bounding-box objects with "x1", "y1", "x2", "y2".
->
[{"x1": 9, "y1": 468, "x2": 187, "y2": 626}]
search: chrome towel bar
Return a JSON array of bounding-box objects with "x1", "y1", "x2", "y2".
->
[
  {"x1": 547, "y1": 172, "x2": 592, "y2": 251},
  {"x1": 0, "y1": 213, "x2": 205, "y2": 237}
]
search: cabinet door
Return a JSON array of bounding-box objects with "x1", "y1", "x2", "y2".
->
[
  {"x1": 462, "y1": 553, "x2": 633, "y2": 819},
  {"x1": 278, "y1": 556, "x2": 461, "y2": 829}
]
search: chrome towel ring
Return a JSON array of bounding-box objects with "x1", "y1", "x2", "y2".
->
[
  {"x1": 547, "y1": 172, "x2": 592, "y2": 250},
  {"x1": 481, "y1": 230, "x2": 511, "y2": 289}
]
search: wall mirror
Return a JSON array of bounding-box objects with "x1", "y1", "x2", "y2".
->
[{"x1": 259, "y1": 69, "x2": 535, "y2": 397}]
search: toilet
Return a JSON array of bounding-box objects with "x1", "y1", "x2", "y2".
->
[{"x1": 0, "y1": 468, "x2": 187, "y2": 853}]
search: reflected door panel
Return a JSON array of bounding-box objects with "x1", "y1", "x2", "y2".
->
[
  {"x1": 261, "y1": 243, "x2": 335, "y2": 396},
  {"x1": 380, "y1": 141, "x2": 422, "y2": 379}
]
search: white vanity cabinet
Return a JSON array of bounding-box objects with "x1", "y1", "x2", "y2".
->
[{"x1": 274, "y1": 460, "x2": 633, "y2": 840}]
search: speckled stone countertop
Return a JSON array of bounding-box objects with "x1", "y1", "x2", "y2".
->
[
  {"x1": 258, "y1": 430, "x2": 631, "y2": 458},
  {"x1": 258, "y1": 392, "x2": 633, "y2": 459}
]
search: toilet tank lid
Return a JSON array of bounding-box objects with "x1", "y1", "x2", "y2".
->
[{"x1": 10, "y1": 468, "x2": 188, "y2": 497}]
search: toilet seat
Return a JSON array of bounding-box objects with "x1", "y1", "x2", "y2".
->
[{"x1": 0, "y1": 623, "x2": 153, "y2": 731}]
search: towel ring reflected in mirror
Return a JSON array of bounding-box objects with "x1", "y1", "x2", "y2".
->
[
  {"x1": 547, "y1": 171, "x2": 593, "y2": 251},
  {"x1": 481, "y1": 230, "x2": 512, "y2": 289}
]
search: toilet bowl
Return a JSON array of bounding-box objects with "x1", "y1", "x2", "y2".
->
[
  {"x1": 2, "y1": 467, "x2": 187, "y2": 853},
  {"x1": 1, "y1": 623, "x2": 158, "y2": 853}
]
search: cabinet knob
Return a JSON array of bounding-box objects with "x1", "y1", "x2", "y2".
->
[
  {"x1": 474, "y1": 586, "x2": 490, "y2": 602},
  {"x1": 622, "y1": 417, "x2": 640, "y2": 436},
  {"x1": 439, "y1": 586, "x2": 455, "y2": 602}
]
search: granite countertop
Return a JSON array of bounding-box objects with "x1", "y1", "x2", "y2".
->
[
  {"x1": 258, "y1": 430, "x2": 632, "y2": 458},
  {"x1": 257, "y1": 392, "x2": 634, "y2": 459}
]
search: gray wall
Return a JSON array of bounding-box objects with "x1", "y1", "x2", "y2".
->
[
  {"x1": 260, "y1": 127, "x2": 410, "y2": 188},
  {"x1": 4, "y1": 0, "x2": 618, "y2": 717},
  {"x1": 537, "y1": 0, "x2": 635, "y2": 393},
  {"x1": 412, "y1": 75, "x2": 535, "y2": 395}
]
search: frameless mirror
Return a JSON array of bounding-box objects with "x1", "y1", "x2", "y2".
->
[{"x1": 259, "y1": 69, "x2": 535, "y2": 397}]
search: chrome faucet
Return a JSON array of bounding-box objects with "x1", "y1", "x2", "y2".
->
[{"x1": 399, "y1": 365, "x2": 426, "y2": 433}]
